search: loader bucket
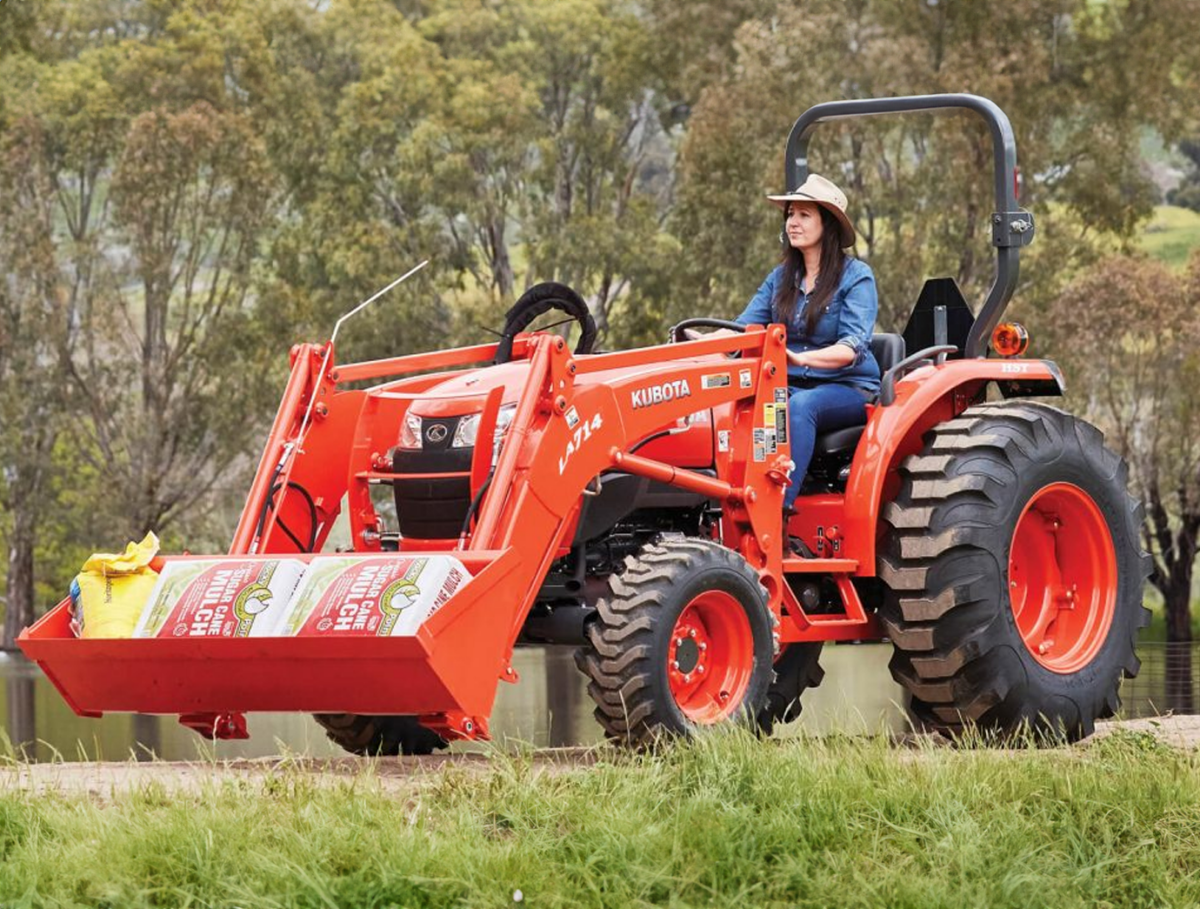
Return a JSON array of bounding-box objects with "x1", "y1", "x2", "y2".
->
[{"x1": 16, "y1": 548, "x2": 523, "y2": 737}]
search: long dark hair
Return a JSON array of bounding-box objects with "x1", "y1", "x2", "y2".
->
[{"x1": 774, "y1": 205, "x2": 846, "y2": 337}]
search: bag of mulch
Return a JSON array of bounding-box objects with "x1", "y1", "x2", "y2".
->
[
  {"x1": 69, "y1": 532, "x2": 162, "y2": 639},
  {"x1": 132, "y1": 558, "x2": 308, "y2": 638},
  {"x1": 275, "y1": 555, "x2": 471, "y2": 637}
]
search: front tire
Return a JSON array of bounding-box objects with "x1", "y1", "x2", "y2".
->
[
  {"x1": 575, "y1": 538, "x2": 777, "y2": 746},
  {"x1": 880, "y1": 402, "x2": 1150, "y2": 742}
]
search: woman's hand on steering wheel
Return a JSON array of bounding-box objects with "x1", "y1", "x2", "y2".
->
[
  {"x1": 670, "y1": 318, "x2": 747, "y2": 357},
  {"x1": 683, "y1": 326, "x2": 738, "y2": 341}
]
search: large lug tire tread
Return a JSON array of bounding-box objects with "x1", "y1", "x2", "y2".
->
[
  {"x1": 880, "y1": 401, "x2": 1151, "y2": 742},
  {"x1": 574, "y1": 538, "x2": 777, "y2": 747},
  {"x1": 313, "y1": 713, "x2": 449, "y2": 757},
  {"x1": 757, "y1": 643, "x2": 825, "y2": 735}
]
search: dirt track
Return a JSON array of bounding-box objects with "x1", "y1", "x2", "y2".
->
[
  {"x1": 1, "y1": 747, "x2": 599, "y2": 797},
  {"x1": 4, "y1": 718, "x2": 1199, "y2": 797}
]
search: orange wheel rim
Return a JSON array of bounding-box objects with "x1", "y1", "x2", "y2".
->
[
  {"x1": 667, "y1": 590, "x2": 754, "y2": 723},
  {"x1": 1008, "y1": 483, "x2": 1118, "y2": 674}
]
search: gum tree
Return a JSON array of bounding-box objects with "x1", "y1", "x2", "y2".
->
[
  {"x1": 0, "y1": 116, "x2": 63, "y2": 649},
  {"x1": 1049, "y1": 254, "x2": 1200, "y2": 712}
]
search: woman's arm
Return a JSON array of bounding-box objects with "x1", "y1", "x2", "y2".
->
[
  {"x1": 832, "y1": 263, "x2": 879, "y2": 364},
  {"x1": 788, "y1": 345, "x2": 856, "y2": 369},
  {"x1": 788, "y1": 263, "x2": 876, "y2": 371}
]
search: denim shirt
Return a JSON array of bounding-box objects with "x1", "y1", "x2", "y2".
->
[{"x1": 736, "y1": 257, "x2": 880, "y2": 392}]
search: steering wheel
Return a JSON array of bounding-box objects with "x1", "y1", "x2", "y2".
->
[
  {"x1": 668, "y1": 318, "x2": 747, "y2": 356},
  {"x1": 494, "y1": 282, "x2": 598, "y2": 365}
]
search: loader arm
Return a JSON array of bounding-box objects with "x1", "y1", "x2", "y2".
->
[
  {"x1": 462, "y1": 327, "x2": 795, "y2": 636},
  {"x1": 19, "y1": 328, "x2": 791, "y2": 742}
]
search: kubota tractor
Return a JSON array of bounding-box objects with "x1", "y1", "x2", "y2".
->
[{"x1": 20, "y1": 94, "x2": 1148, "y2": 754}]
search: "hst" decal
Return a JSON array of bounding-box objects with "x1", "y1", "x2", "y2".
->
[{"x1": 631, "y1": 379, "x2": 692, "y2": 409}]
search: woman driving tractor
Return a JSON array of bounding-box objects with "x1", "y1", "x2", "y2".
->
[{"x1": 736, "y1": 173, "x2": 880, "y2": 512}]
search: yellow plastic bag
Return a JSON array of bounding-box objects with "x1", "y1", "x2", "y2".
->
[{"x1": 69, "y1": 532, "x2": 161, "y2": 639}]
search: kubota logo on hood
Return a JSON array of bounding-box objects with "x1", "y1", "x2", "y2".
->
[{"x1": 631, "y1": 379, "x2": 692, "y2": 409}]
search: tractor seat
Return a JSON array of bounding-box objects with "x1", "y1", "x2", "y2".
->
[{"x1": 811, "y1": 332, "x2": 905, "y2": 456}]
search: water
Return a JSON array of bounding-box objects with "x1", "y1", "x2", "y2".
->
[
  {"x1": 0, "y1": 643, "x2": 907, "y2": 761},
  {"x1": 6, "y1": 641, "x2": 1180, "y2": 761}
]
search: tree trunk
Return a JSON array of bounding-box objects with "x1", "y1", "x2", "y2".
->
[
  {"x1": 5, "y1": 672, "x2": 37, "y2": 759},
  {"x1": 1164, "y1": 582, "x2": 1195, "y2": 714},
  {"x1": 545, "y1": 646, "x2": 579, "y2": 747},
  {"x1": 2, "y1": 517, "x2": 36, "y2": 651},
  {"x1": 132, "y1": 714, "x2": 163, "y2": 761},
  {"x1": 488, "y1": 220, "x2": 515, "y2": 298}
]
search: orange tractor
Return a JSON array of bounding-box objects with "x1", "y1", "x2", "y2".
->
[{"x1": 20, "y1": 94, "x2": 1147, "y2": 754}]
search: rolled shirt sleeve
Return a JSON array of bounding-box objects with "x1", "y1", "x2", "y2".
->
[
  {"x1": 833, "y1": 264, "x2": 878, "y2": 364},
  {"x1": 736, "y1": 266, "x2": 780, "y2": 326}
]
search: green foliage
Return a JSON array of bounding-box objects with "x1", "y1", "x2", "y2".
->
[
  {"x1": 1047, "y1": 251, "x2": 1200, "y2": 642},
  {"x1": 1167, "y1": 138, "x2": 1200, "y2": 213},
  {"x1": 4, "y1": 733, "x2": 1200, "y2": 906},
  {"x1": 2, "y1": 0, "x2": 1199, "y2": 640},
  {"x1": 1142, "y1": 205, "x2": 1200, "y2": 269},
  {"x1": 671, "y1": 0, "x2": 1196, "y2": 331},
  {"x1": 1089, "y1": 724, "x2": 1175, "y2": 759}
]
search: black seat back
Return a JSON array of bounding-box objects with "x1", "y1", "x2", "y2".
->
[
  {"x1": 901, "y1": 277, "x2": 972, "y2": 358},
  {"x1": 870, "y1": 332, "x2": 905, "y2": 376}
]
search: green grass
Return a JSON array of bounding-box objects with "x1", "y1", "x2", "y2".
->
[
  {"x1": 1140, "y1": 205, "x2": 1200, "y2": 269},
  {"x1": 3, "y1": 730, "x2": 1200, "y2": 908}
]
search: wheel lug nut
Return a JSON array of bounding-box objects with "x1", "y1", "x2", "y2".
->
[
  {"x1": 697, "y1": 664, "x2": 705, "y2": 674},
  {"x1": 699, "y1": 642, "x2": 707, "y2": 652},
  {"x1": 671, "y1": 660, "x2": 680, "y2": 670},
  {"x1": 674, "y1": 637, "x2": 683, "y2": 646},
  {"x1": 684, "y1": 674, "x2": 692, "y2": 683},
  {"x1": 688, "y1": 629, "x2": 697, "y2": 638}
]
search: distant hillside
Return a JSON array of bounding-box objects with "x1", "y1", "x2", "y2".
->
[{"x1": 1141, "y1": 205, "x2": 1200, "y2": 269}]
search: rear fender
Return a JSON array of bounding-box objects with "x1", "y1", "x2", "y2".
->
[{"x1": 840, "y1": 358, "x2": 1064, "y2": 573}]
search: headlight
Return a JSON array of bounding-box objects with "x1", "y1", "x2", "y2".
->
[
  {"x1": 452, "y1": 403, "x2": 517, "y2": 449},
  {"x1": 452, "y1": 412, "x2": 481, "y2": 449},
  {"x1": 398, "y1": 412, "x2": 422, "y2": 450}
]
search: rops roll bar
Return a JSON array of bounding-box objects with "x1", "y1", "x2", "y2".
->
[{"x1": 784, "y1": 93, "x2": 1035, "y2": 359}]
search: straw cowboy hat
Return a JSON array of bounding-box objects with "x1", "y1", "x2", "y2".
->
[{"x1": 767, "y1": 173, "x2": 856, "y2": 248}]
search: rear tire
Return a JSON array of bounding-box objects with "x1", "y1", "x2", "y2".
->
[
  {"x1": 575, "y1": 538, "x2": 777, "y2": 747},
  {"x1": 313, "y1": 713, "x2": 448, "y2": 756},
  {"x1": 880, "y1": 402, "x2": 1150, "y2": 742}
]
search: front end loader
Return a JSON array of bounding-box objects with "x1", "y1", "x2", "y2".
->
[{"x1": 20, "y1": 94, "x2": 1148, "y2": 752}]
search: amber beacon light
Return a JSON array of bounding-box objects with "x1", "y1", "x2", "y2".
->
[{"x1": 992, "y1": 322, "x2": 1029, "y2": 358}]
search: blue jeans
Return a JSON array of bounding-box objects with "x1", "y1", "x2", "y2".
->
[{"x1": 784, "y1": 383, "x2": 869, "y2": 509}]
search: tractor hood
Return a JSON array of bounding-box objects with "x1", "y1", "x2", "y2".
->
[{"x1": 405, "y1": 360, "x2": 532, "y2": 419}]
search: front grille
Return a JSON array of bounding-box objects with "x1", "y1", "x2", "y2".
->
[{"x1": 392, "y1": 445, "x2": 474, "y2": 539}]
